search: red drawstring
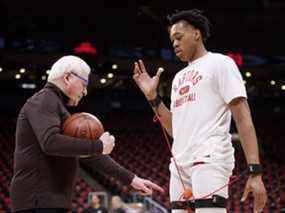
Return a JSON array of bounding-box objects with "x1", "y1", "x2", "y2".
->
[
  {"x1": 153, "y1": 114, "x2": 194, "y2": 213},
  {"x1": 153, "y1": 115, "x2": 189, "y2": 193},
  {"x1": 185, "y1": 170, "x2": 247, "y2": 201}
]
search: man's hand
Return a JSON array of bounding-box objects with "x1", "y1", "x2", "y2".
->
[
  {"x1": 241, "y1": 175, "x2": 267, "y2": 213},
  {"x1": 131, "y1": 176, "x2": 164, "y2": 196},
  {"x1": 133, "y1": 60, "x2": 164, "y2": 100},
  {"x1": 99, "y1": 132, "x2": 115, "y2": 155}
]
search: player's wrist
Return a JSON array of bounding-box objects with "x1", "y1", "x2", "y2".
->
[
  {"x1": 248, "y1": 164, "x2": 263, "y2": 176},
  {"x1": 146, "y1": 92, "x2": 158, "y2": 101},
  {"x1": 148, "y1": 94, "x2": 162, "y2": 108}
]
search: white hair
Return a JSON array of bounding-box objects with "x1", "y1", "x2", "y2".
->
[{"x1": 47, "y1": 55, "x2": 91, "y2": 82}]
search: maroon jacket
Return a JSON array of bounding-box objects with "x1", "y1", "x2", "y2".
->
[{"x1": 10, "y1": 83, "x2": 134, "y2": 212}]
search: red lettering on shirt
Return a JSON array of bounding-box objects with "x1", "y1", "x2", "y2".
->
[
  {"x1": 173, "y1": 70, "x2": 202, "y2": 91},
  {"x1": 179, "y1": 85, "x2": 190, "y2": 95},
  {"x1": 174, "y1": 93, "x2": 196, "y2": 108}
]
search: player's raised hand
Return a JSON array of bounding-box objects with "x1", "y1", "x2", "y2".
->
[{"x1": 133, "y1": 60, "x2": 164, "y2": 100}]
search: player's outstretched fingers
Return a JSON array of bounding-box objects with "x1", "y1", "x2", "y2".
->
[
  {"x1": 138, "y1": 60, "x2": 147, "y2": 73},
  {"x1": 156, "y1": 67, "x2": 164, "y2": 78},
  {"x1": 241, "y1": 183, "x2": 250, "y2": 202},
  {"x1": 133, "y1": 62, "x2": 142, "y2": 75}
]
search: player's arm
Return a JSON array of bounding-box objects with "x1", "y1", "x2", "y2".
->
[
  {"x1": 229, "y1": 97, "x2": 260, "y2": 164},
  {"x1": 229, "y1": 97, "x2": 267, "y2": 212},
  {"x1": 218, "y1": 56, "x2": 267, "y2": 212},
  {"x1": 148, "y1": 94, "x2": 172, "y2": 136},
  {"x1": 133, "y1": 60, "x2": 172, "y2": 136},
  {"x1": 218, "y1": 56, "x2": 261, "y2": 164}
]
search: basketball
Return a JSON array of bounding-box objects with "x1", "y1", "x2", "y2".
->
[{"x1": 62, "y1": 112, "x2": 104, "y2": 140}]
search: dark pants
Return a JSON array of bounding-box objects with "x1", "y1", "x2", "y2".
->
[{"x1": 15, "y1": 209, "x2": 69, "y2": 213}]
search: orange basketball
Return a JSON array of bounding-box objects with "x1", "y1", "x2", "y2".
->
[{"x1": 62, "y1": 112, "x2": 104, "y2": 140}]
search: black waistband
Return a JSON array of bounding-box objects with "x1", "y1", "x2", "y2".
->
[{"x1": 171, "y1": 195, "x2": 227, "y2": 210}]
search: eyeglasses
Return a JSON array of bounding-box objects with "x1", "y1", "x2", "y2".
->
[{"x1": 70, "y1": 71, "x2": 89, "y2": 87}]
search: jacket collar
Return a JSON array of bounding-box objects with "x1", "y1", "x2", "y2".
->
[{"x1": 45, "y1": 82, "x2": 69, "y2": 105}]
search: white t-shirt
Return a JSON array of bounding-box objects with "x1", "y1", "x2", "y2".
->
[{"x1": 170, "y1": 52, "x2": 247, "y2": 170}]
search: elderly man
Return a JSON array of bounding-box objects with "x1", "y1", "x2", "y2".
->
[{"x1": 10, "y1": 55, "x2": 163, "y2": 213}]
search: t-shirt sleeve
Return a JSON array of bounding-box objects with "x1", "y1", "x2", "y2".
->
[{"x1": 216, "y1": 56, "x2": 247, "y2": 104}]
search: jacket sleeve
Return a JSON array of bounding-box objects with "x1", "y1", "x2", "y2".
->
[
  {"x1": 25, "y1": 93, "x2": 103, "y2": 157},
  {"x1": 80, "y1": 155, "x2": 135, "y2": 185}
]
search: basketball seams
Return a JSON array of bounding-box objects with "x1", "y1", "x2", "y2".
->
[
  {"x1": 77, "y1": 117, "x2": 87, "y2": 138},
  {"x1": 74, "y1": 125, "x2": 80, "y2": 139},
  {"x1": 87, "y1": 119, "x2": 95, "y2": 140}
]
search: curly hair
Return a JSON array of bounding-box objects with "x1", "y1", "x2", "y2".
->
[{"x1": 168, "y1": 9, "x2": 211, "y2": 42}]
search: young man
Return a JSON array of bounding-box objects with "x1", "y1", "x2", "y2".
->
[
  {"x1": 10, "y1": 55, "x2": 163, "y2": 213},
  {"x1": 133, "y1": 9, "x2": 267, "y2": 213}
]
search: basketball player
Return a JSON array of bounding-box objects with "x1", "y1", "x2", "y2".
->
[
  {"x1": 10, "y1": 55, "x2": 163, "y2": 213},
  {"x1": 133, "y1": 10, "x2": 267, "y2": 213}
]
